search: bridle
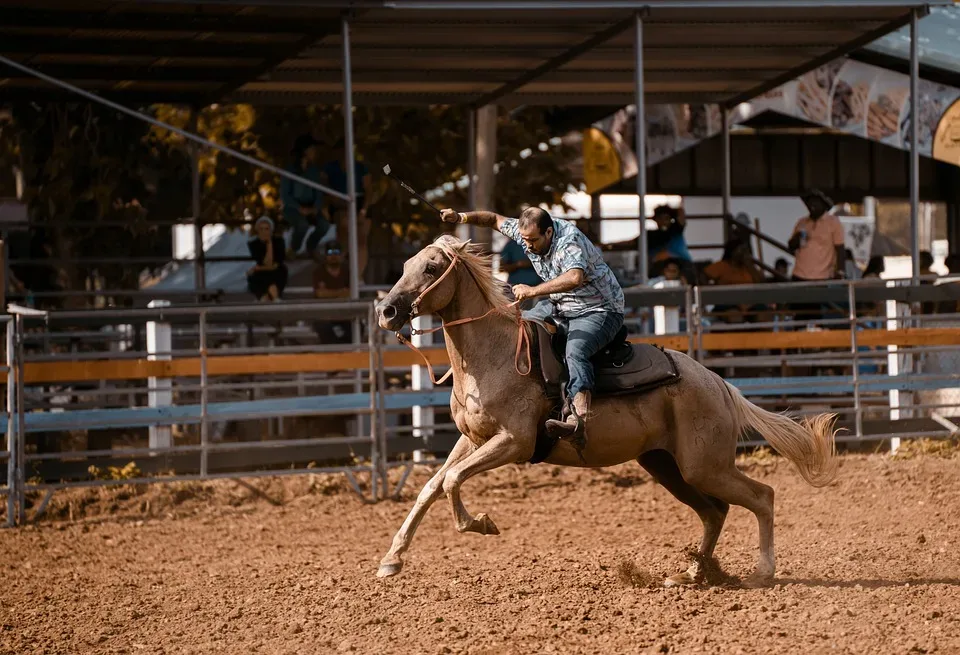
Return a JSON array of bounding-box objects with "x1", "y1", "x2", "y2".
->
[{"x1": 393, "y1": 251, "x2": 532, "y2": 385}]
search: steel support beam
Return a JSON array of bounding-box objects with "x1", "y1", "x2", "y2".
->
[
  {"x1": 721, "y1": 105, "x2": 732, "y2": 238},
  {"x1": 459, "y1": 108, "x2": 478, "y2": 242},
  {"x1": 468, "y1": 14, "x2": 636, "y2": 109},
  {"x1": 721, "y1": 8, "x2": 929, "y2": 109},
  {"x1": 909, "y1": 7, "x2": 920, "y2": 283},
  {"x1": 189, "y1": 110, "x2": 205, "y2": 293},
  {"x1": 634, "y1": 11, "x2": 648, "y2": 285},
  {"x1": 342, "y1": 17, "x2": 360, "y2": 301},
  {"x1": 0, "y1": 54, "x2": 349, "y2": 202}
]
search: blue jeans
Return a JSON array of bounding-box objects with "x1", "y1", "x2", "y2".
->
[{"x1": 523, "y1": 300, "x2": 625, "y2": 398}]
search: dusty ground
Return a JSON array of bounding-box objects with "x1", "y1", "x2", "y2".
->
[{"x1": 2, "y1": 449, "x2": 960, "y2": 655}]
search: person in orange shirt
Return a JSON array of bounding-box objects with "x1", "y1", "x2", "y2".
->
[
  {"x1": 703, "y1": 240, "x2": 765, "y2": 286},
  {"x1": 788, "y1": 189, "x2": 846, "y2": 282},
  {"x1": 702, "y1": 240, "x2": 765, "y2": 324}
]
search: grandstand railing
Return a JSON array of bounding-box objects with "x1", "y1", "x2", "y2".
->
[{"x1": 3, "y1": 278, "x2": 960, "y2": 525}]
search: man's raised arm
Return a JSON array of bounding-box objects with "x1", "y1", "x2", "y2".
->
[{"x1": 440, "y1": 208, "x2": 510, "y2": 233}]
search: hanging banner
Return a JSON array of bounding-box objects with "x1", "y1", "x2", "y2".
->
[
  {"x1": 582, "y1": 127, "x2": 622, "y2": 195},
  {"x1": 586, "y1": 56, "x2": 960, "y2": 193},
  {"x1": 933, "y1": 98, "x2": 960, "y2": 166}
]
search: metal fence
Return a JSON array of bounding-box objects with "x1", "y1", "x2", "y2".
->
[{"x1": 3, "y1": 277, "x2": 960, "y2": 526}]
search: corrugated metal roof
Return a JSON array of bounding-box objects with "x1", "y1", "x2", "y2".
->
[{"x1": 0, "y1": 1, "x2": 949, "y2": 107}]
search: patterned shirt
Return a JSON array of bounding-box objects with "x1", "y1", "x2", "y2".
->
[{"x1": 501, "y1": 217, "x2": 625, "y2": 318}]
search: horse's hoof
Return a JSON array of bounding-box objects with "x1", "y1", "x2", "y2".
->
[
  {"x1": 742, "y1": 573, "x2": 774, "y2": 589},
  {"x1": 377, "y1": 560, "x2": 403, "y2": 578},
  {"x1": 664, "y1": 571, "x2": 697, "y2": 587},
  {"x1": 470, "y1": 513, "x2": 499, "y2": 536}
]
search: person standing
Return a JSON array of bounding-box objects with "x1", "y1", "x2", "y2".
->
[
  {"x1": 281, "y1": 134, "x2": 329, "y2": 257},
  {"x1": 323, "y1": 137, "x2": 373, "y2": 281},
  {"x1": 788, "y1": 189, "x2": 846, "y2": 282}
]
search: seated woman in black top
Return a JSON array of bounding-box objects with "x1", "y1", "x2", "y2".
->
[{"x1": 246, "y1": 216, "x2": 288, "y2": 301}]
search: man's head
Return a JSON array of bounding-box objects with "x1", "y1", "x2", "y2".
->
[
  {"x1": 662, "y1": 258, "x2": 682, "y2": 281},
  {"x1": 517, "y1": 207, "x2": 554, "y2": 256},
  {"x1": 653, "y1": 205, "x2": 678, "y2": 231},
  {"x1": 254, "y1": 216, "x2": 274, "y2": 242},
  {"x1": 801, "y1": 189, "x2": 833, "y2": 220},
  {"x1": 774, "y1": 257, "x2": 789, "y2": 277}
]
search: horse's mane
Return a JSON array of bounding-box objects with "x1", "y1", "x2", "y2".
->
[{"x1": 431, "y1": 234, "x2": 518, "y2": 317}]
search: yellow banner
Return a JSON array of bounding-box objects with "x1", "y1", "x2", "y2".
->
[{"x1": 582, "y1": 126, "x2": 622, "y2": 195}]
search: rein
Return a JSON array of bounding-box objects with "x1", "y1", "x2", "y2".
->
[{"x1": 394, "y1": 252, "x2": 533, "y2": 385}]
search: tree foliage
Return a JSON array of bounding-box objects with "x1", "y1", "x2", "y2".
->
[{"x1": 0, "y1": 101, "x2": 579, "y2": 304}]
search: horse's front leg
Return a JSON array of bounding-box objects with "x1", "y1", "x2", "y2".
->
[
  {"x1": 443, "y1": 431, "x2": 530, "y2": 536},
  {"x1": 377, "y1": 435, "x2": 476, "y2": 578}
]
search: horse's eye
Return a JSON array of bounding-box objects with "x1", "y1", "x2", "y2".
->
[{"x1": 425, "y1": 263, "x2": 437, "y2": 276}]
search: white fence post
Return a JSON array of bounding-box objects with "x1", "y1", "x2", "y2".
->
[
  {"x1": 653, "y1": 280, "x2": 682, "y2": 335},
  {"x1": 146, "y1": 300, "x2": 173, "y2": 450},
  {"x1": 411, "y1": 314, "x2": 434, "y2": 463}
]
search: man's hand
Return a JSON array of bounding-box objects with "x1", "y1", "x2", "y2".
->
[
  {"x1": 511, "y1": 284, "x2": 538, "y2": 302},
  {"x1": 440, "y1": 208, "x2": 463, "y2": 224}
]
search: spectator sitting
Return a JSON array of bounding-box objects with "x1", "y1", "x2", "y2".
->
[
  {"x1": 703, "y1": 240, "x2": 764, "y2": 286},
  {"x1": 246, "y1": 216, "x2": 287, "y2": 302},
  {"x1": 648, "y1": 257, "x2": 686, "y2": 287},
  {"x1": 281, "y1": 134, "x2": 329, "y2": 257},
  {"x1": 770, "y1": 257, "x2": 790, "y2": 281},
  {"x1": 704, "y1": 241, "x2": 764, "y2": 324},
  {"x1": 788, "y1": 189, "x2": 846, "y2": 282},
  {"x1": 313, "y1": 241, "x2": 352, "y2": 344},
  {"x1": 323, "y1": 137, "x2": 373, "y2": 281},
  {"x1": 648, "y1": 204, "x2": 692, "y2": 280}
]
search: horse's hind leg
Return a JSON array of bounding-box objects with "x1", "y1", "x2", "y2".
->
[
  {"x1": 639, "y1": 450, "x2": 729, "y2": 586},
  {"x1": 377, "y1": 435, "x2": 476, "y2": 578},
  {"x1": 684, "y1": 465, "x2": 775, "y2": 588}
]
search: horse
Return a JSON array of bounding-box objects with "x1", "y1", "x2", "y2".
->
[{"x1": 374, "y1": 235, "x2": 838, "y2": 587}]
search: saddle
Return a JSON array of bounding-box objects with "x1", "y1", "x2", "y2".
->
[
  {"x1": 527, "y1": 317, "x2": 681, "y2": 399},
  {"x1": 526, "y1": 317, "x2": 682, "y2": 465}
]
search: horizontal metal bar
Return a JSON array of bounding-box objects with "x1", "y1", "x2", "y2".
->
[
  {"x1": 23, "y1": 464, "x2": 378, "y2": 493},
  {"x1": 385, "y1": 1, "x2": 941, "y2": 8},
  {"x1": 1, "y1": 7, "x2": 335, "y2": 34},
  {"x1": 24, "y1": 435, "x2": 373, "y2": 462},
  {"x1": 36, "y1": 300, "x2": 372, "y2": 323}
]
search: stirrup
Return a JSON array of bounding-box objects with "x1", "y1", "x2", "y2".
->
[{"x1": 545, "y1": 404, "x2": 587, "y2": 462}]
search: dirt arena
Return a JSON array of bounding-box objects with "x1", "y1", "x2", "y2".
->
[{"x1": 2, "y1": 448, "x2": 960, "y2": 655}]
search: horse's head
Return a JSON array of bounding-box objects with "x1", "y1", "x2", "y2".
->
[{"x1": 376, "y1": 238, "x2": 462, "y2": 331}]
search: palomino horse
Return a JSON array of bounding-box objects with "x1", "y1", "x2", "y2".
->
[{"x1": 375, "y1": 235, "x2": 838, "y2": 587}]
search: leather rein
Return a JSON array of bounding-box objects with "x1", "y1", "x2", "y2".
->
[{"x1": 394, "y1": 252, "x2": 533, "y2": 385}]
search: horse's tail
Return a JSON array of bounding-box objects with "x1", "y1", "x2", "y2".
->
[{"x1": 724, "y1": 381, "x2": 839, "y2": 488}]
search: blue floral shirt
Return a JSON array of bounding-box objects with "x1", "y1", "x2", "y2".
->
[{"x1": 501, "y1": 217, "x2": 625, "y2": 318}]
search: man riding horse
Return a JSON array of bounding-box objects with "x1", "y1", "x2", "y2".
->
[{"x1": 440, "y1": 206, "x2": 625, "y2": 443}]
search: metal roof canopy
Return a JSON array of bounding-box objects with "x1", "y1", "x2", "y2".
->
[{"x1": 0, "y1": 0, "x2": 948, "y2": 108}]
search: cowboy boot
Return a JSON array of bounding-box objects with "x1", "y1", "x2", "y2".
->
[{"x1": 545, "y1": 391, "x2": 591, "y2": 454}]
